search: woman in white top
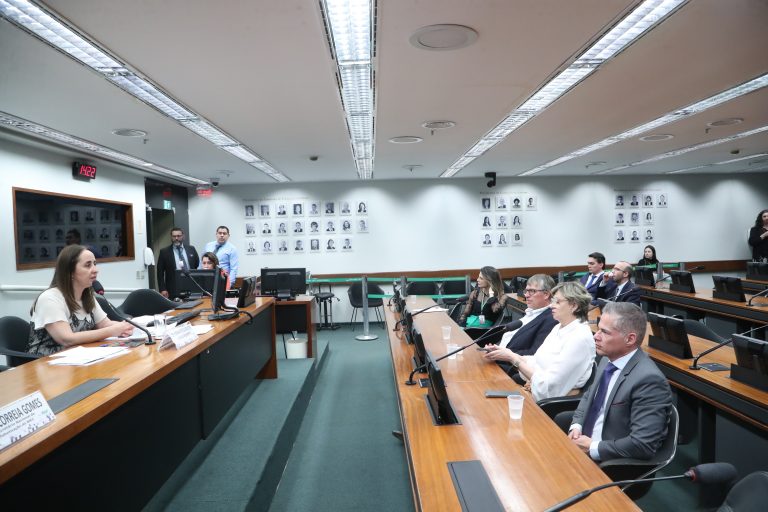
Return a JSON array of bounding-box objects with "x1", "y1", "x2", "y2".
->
[
  {"x1": 27, "y1": 245, "x2": 132, "y2": 356},
  {"x1": 500, "y1": 281, "x2": 595, "y2": 401}
]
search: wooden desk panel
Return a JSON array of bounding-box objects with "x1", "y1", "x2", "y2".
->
[
  {"x1": 0, "y1": 297, "x2": 275, "y2": 489},
  {"x1": 641, "y1": 285, "x2": 768, "y2": 325},
  {"x1": 275, "y1": 295, "x2": 317, "y2": 357},
  {"x1": 388, "y1": 299, "x2": 637, "y2": 511}
]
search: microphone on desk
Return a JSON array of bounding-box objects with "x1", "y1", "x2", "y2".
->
[
  {"x1": 101, "y1": 299, "x2": 155, "y2": 346},
  {"x1": 747, "y1": 286, "x2": 768, "y2": 307},
  {"x1": 593, "y1": 285, "x2": 641, "y2": 309},
  {"x1": 396, "y1": 304, "x2": 442, "y2": 328},
  {"x1": 543, "y1": 462, "x2": 737, "y2": 512},
  {"x1": 404, "y1": 322, "x2": 520, "y2": 386},
  {"x1": 690, "y1": 323, "x2": 768, "y2": 370}
]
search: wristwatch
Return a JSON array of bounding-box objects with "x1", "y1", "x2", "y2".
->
[{"x1": 512, "y1": 359, "x2": 520, "y2": 369}]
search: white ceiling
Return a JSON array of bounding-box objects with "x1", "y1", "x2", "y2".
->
[{"x1": 1, "y1": 0, "x2": 767, "y2": 186}]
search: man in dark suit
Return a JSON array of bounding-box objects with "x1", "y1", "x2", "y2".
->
[
  {"x1": 483, "y1": 274, "x2": 559, "y2": 373},
  {"x1": 568, "y1": 302, "x2": 671, "y2": 461},
  {"x1": 580, "y1": 251, "x2": 610, "y2": 304},
  {"x1": 595, "y1": 261, "x2": 641, "y2": 306},
  {"x1": 157, "y1": 227, "x2": 200, "y2": 299}
]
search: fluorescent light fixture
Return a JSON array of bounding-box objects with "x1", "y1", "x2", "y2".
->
[
  {"x1": 595, "y1": 125, "x2": 768, "y2": 174},
  {"x1": 520, "y1": 72, "x2": 768, "y2": 176},
  {"x1": 320, "y1": 0, "x2": 376, "y2": 179},
  {"x1": 665, "y1": 152, "x2": 768, "y2": 174},
  {"x1": 0, "y1": 0, "x2": 289, "y2": 182},
  {"x1": 0, "y1": 111, "x2": 207, "y2": 184},
  {"x1": 441, "y1": 0, "x2": 687, "y2": 178}
]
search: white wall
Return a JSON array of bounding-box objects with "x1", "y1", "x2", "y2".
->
[{"x1": 0, "y1": 138, "x2": 149, "y2": 319}]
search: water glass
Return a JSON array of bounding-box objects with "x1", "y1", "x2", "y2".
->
[
  {"x1": 441, "y1": 325, "x2": 451, "y2": 341},
  {"x1": 153, "y1": 314, "x2": 167, "y2": 338},
  {"x1": 507, "y1": 394, "x2": 524, "y2": 420},
  {"x1": 447, "y1": 343, "x2": 460, "y2": 360}
]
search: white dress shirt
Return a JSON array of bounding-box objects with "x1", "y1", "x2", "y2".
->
[
  {"x1": 521, "y1": 320, "x2": 595, "y2": 402},
  {"x1": 497, "y1": 306, "x2": 548, "y2": 346}
]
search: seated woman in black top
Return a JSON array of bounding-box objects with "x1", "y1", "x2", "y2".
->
[
  {"x1": 457, "y1": 266, "x2": 510, "y2": 328},
  {"x1": 637, "y1": 244, "x2": 659, "y2": 267}
]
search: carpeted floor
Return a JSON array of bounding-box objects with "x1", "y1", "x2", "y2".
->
[{"x1": 268, "y1": 325, "x2": 414, "y2": 512}]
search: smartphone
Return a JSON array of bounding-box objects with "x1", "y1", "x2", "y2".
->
[{"x1": 484, "y1": 390, "x2": 520, "y2": 399}]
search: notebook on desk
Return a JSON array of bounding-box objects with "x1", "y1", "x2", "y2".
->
[{"x1": 175, "y1": 299, "x2": 202, "y2": 310}]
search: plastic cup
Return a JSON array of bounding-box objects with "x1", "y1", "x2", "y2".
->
[
  {"x1": 153, "y1": 314, "x2": 166, "y2": 338},
  {"x1": 408, "y1": 294, "x2": 417, "y2": 304},
  {"x1": 507, "y1": 394, "x2": 524, "y2": 420},
  {"x1": 441, "y1": 325, "x2": 451, "y2": 341},
  {"x1": 447, "y1": 343, "x2": 460, "y2": 360}
]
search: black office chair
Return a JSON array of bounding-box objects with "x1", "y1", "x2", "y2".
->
[
  {"x1": 683, "y1": 319, "x2": 727, "y2": 344},
  {"x1": 440, "y1": 279, "x2": 469, "y2": 306},
  {"x1": 538, "y1": 357, "x2": 602, "y2": 422},
  {"x1": 314, "y1": 282, "x2": 339, "y2": 330},
  {"x1": 347, "y1": 282, "x2": 386, "y2": 330},
  {"x1": 717, "y1": 471, "x2": 768, "y2": 511},
  {"x1": 118, "y1": 289, "x2": 178, "y2": 317},
  {"x1": 94, "y1": 294, "x2": 124, "y2": 321},
  {"x1": 0, "y1": 316, "x2": 39, "y2": 371},
  {"x1": 405, "y1": 280, "x2": 439, "y2": 297},
  {"x1": 448, "y1": 301, "x2": 466, "y2": 323}
]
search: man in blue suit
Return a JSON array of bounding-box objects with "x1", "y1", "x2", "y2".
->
[
  {"x1": 483, "y1": 274, "x2": 559, "y2": 373},
  {"x1": 568, "y1": 302, "x2": 671, "y2": 461},
  {"x1": 594, "y1": 261, "x2": 641, "y2": 306},
  {"x1": 580, "y1": 252, "x2": 610, "y2": 304}
]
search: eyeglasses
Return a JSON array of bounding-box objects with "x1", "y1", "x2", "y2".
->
[
  {"x1": 523, "y1": 288, "x2": 545, "y2": 296},
  {"x1": 550, "y1": 297, "x2": 564, "y2": 305}
]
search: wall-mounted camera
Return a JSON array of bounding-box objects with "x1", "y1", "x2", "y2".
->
[
  {"x1": 485, "y1": 171, "x2": 497, "y2": 188},
  {"x1": 211, "y1": 180, "x2": 220, "y2": 187}
]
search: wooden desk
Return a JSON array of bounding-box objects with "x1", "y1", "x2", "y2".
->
[
  {"x1": 0, "y1": 298, "x2": 275, "y2": 510},
  {"x1": 275, "y1": 295, "x2": 317, "y2": 357},
  {"x1": 387, "y1": 298, "x2": 637, "y2": 512}
]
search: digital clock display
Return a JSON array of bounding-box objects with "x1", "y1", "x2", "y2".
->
[{"x1": 72, "y1": 162, "x2": 97, "y2": 180}]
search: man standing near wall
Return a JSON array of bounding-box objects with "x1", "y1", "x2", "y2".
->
[
  {"x1": 203, "y1": 225, "x2": 239, "y2": 284},
  {"x1": 157, "y1": 227, "x2": 199, "y2": 298}
]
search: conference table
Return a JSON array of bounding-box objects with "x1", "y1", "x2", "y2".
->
[
  {"x1": 386, "y1": 297, "x2": 637, "y2": 512},
  {"x1": 0, "y1": 297, "x2": 276, "y2": 510}
]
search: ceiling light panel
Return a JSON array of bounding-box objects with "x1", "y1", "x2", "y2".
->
[
  {"x1": 440, "y1": 0, "x2": 686, "y2": 178},
  {"x1": 321, "y1": 0, "x2": 376, "y2": 180},
  {"x1": 0, "y1": 0, "x2": 289, "y2": 182}
]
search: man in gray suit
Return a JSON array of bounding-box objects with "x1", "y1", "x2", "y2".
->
[{"x1": 568, "y1": 302, "x2": 671, "y2": 461}]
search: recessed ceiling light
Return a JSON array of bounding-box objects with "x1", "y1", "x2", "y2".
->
[
  {"x1": 112, "y1": 128, "x2": 147, "y2": 137},
  {"x1": 410, "y1": 24, "x2": 478, "y2": 51},
  {"x1": 389, "y1": 136, "x2": 423, "y2": 144},
  {"x1": 639, "y1": 134, "x2": 674, "y2": 142},
  {"x1": 708, "y1": 118, "x2": 743, "y2": 127},
  {"x1": 422, "y1": 121, "x2": 456, "y2": 130}
]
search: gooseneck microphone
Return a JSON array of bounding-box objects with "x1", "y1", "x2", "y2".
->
[
  {"x1": 181, "y1": 270, "x2": 213, "y2": 298},
  {"x1": 747, "y1": 286, "x2": 768, "y2": 307},
  {"x1": 543, "y1": 462, "x2": 737, "y2": 512},
  {"x1": 101, "y1": 299, "x2": 155, "y2": 345},
  {"x1": 404, "y1": 322, "x2": 521, "y2": 386},
  {"x1": 690, "y1": 323, "x2": 768, "y2": 370}
]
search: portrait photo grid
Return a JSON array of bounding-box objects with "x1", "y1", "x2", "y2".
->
[
  {"x1": 480, "y1": 193, "x2": 535, "y2": 247},
  {"x1": 613, "y1": 190, "x2": 667, "y2": 244}
]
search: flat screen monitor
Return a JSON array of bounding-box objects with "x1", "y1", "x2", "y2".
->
[
  {"x1": 392, "y1": 289, "x2": 404, "y2": 313},
  {"x1": 211, "y1": 266, "x2": 228, "y2": 313},
  {"x1": 424, "y1": 349, "x2": 459, "y2": 425},
  {"x1": 175, "y1": 269, "x2": 215, "y2": 299},
  {"x1": 635, "y1": 267, "x2": 655, "y2": 287},
  {"x1": 402, "y1": 310, "x2": 414, "y2": 344},
  {"x1": 237, "y1": 276, "x2": 257, "y2": 308},
  {"x1": 412, "y1": 327, "x2": 428, "y2": 370},
  {"x1": 647, "y1": 312, "x2": 692, "y2": 358},
  {"x1": 669, "y1": 270, "x2": 696, "y2": 294},
  {"x1": 712, "y1": 276, "x2": 746, "y2": 303},
  {"x1": 746, "y1": 262, "x2": 768, "y2": 282},
  {"x1": 731, "y1": 334, "x2": 768, "y2": 392},
  {"x1": 260, "y1": 268, "x2": 307, "y2": 300}
]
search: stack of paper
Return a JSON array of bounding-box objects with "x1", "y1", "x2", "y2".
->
[{"x1": 49, "y1": 346, "x2": 130, "y2": 366}]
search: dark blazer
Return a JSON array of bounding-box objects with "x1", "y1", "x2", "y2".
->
[
  {"x1": 580, "y1": 273, "x2": 607, "y2": 301},
  {"x1": 595, "y1": 280, "x2": 641, "y2": 305},
  {"x1": 749, "y1": 226, "x2": 768, "y2": 261},
  {"x1": 504, "y1": 309, "x2": 558, "y2": 356},
  {"x1": 156, "y1": 244, "x2": 200, "y2": 297},
  {"x1": 572, "y1": 350, "x2": 672, "y2": 461}
]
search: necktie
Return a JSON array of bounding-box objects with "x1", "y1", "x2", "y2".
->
[
  {"x1": 176, "y1": 246, "x2": 186, "y2": 269},
  {"x1": 582, "y1": 363, "x2": 618, "y2": 437},
  {"x1": 214, "y1": 244, "x2": 222, "y2": 254},
  {"x1": 586, "y1": 274, "x2": 594, "y2": 289}
]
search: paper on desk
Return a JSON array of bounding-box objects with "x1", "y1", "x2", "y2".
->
[
  {"x1": 128, "y1": 315, "x2": 154, "y2": 326},
  {"x1": 49, "y1": 346, "x2": 130, "y2": 365},
  {"x1": 191, "y1": 324, "x2": 213, "y2": 335},
  {"x1": 414, "y1": 307, "x2": 448, "y2": 313},
  {"x1": 104, "y1": 327, "x2": 149, "y2": 341}
]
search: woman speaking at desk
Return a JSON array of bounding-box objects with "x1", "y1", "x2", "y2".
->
[
  {"x1": 457, "y1": 266, "x2": 510, "y2": 328},
  {"x1": 485, "y1": 281, "x2": 595, "y2": 401},
  {"x1": 27, "y1": 245, "x2": 132, "y2": 356},
  {"x1": 748, "y1": 209, "x2": 768, "y2": 261}
]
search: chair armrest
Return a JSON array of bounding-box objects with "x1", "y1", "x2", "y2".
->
[
  {"x1": 0, "y1": 348, "x2": 42, "y2": 360},
  {"x1": 599, "y1": 457, "x2": 658, "y2": 470},
  {"x1": 537, "y1": 396, "x2": 582, "y2": 419}
]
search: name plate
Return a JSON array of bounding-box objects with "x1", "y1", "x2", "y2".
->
[
  {"x1": 157, "y1": 322, "x2": 198, "y2": 351},
  {"x1": 0, "y1": 391, "x2": 55, "y2": 451}
]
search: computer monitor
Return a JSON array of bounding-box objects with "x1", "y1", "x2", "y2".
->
[
  {"x1": 669, "y1": 270, "x2": 696, "y2": 293},
  {"x1": 647, "y1": 312, "x2": 692, "y2": 358},
  {"x1": 211, "y1": 266, "x2": 228, "y2": 313},
  {"x1": 412, "y1": 327, "x2": 428, "y2": 371},
  {"x1": 746, "y1": 262, "x2": 768, "y2": 282},
  {"x1": 712, "y1": 276, "x2": 746, "y2": 302},
  {"x1": 392, "y1": 288, "x2": 404, "y2": 313},
  {"x1": 237, "y1": 276, "x2": 257, "y2": 308},
  {"x1": 731, "y1": 334, "x2": 768, "y2": 392},
  {"x1": 635, "y1": 267, "x2": 655, "y2": 287},
  {"x1": 175, "y1": 269, "x2": 215, "y2": 299},
  {"x1": 260, "y1": 268, "x2": 307, "y2": 300},
  {"x1": 402, "y1": 310, "x2": 414, "y2": 344},
  {"x1": 424, "y1": 349, "x2": 459, "y2": 425}
]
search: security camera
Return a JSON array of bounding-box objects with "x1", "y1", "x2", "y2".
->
[
  {"x1": 730, "y1": 149, "x2": 740, "y2": 155},
  {"x1": 211, "y1": 180, "x2": 220, "y2": 187},
  {"x1": 309, "y1": 155, "x2": 319, "y2": 161},
  {"x1": 485, "y1": 171, "x2": 497, "y2": 188}
]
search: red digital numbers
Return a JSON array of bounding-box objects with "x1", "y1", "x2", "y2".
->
[{"x1": 76, "y1": 164, "x2": 97, "y2": 178}]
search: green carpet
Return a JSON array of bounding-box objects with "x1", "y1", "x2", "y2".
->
[{"x1": 268, "y1": 326, "x2": 414, "y2": 512}]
